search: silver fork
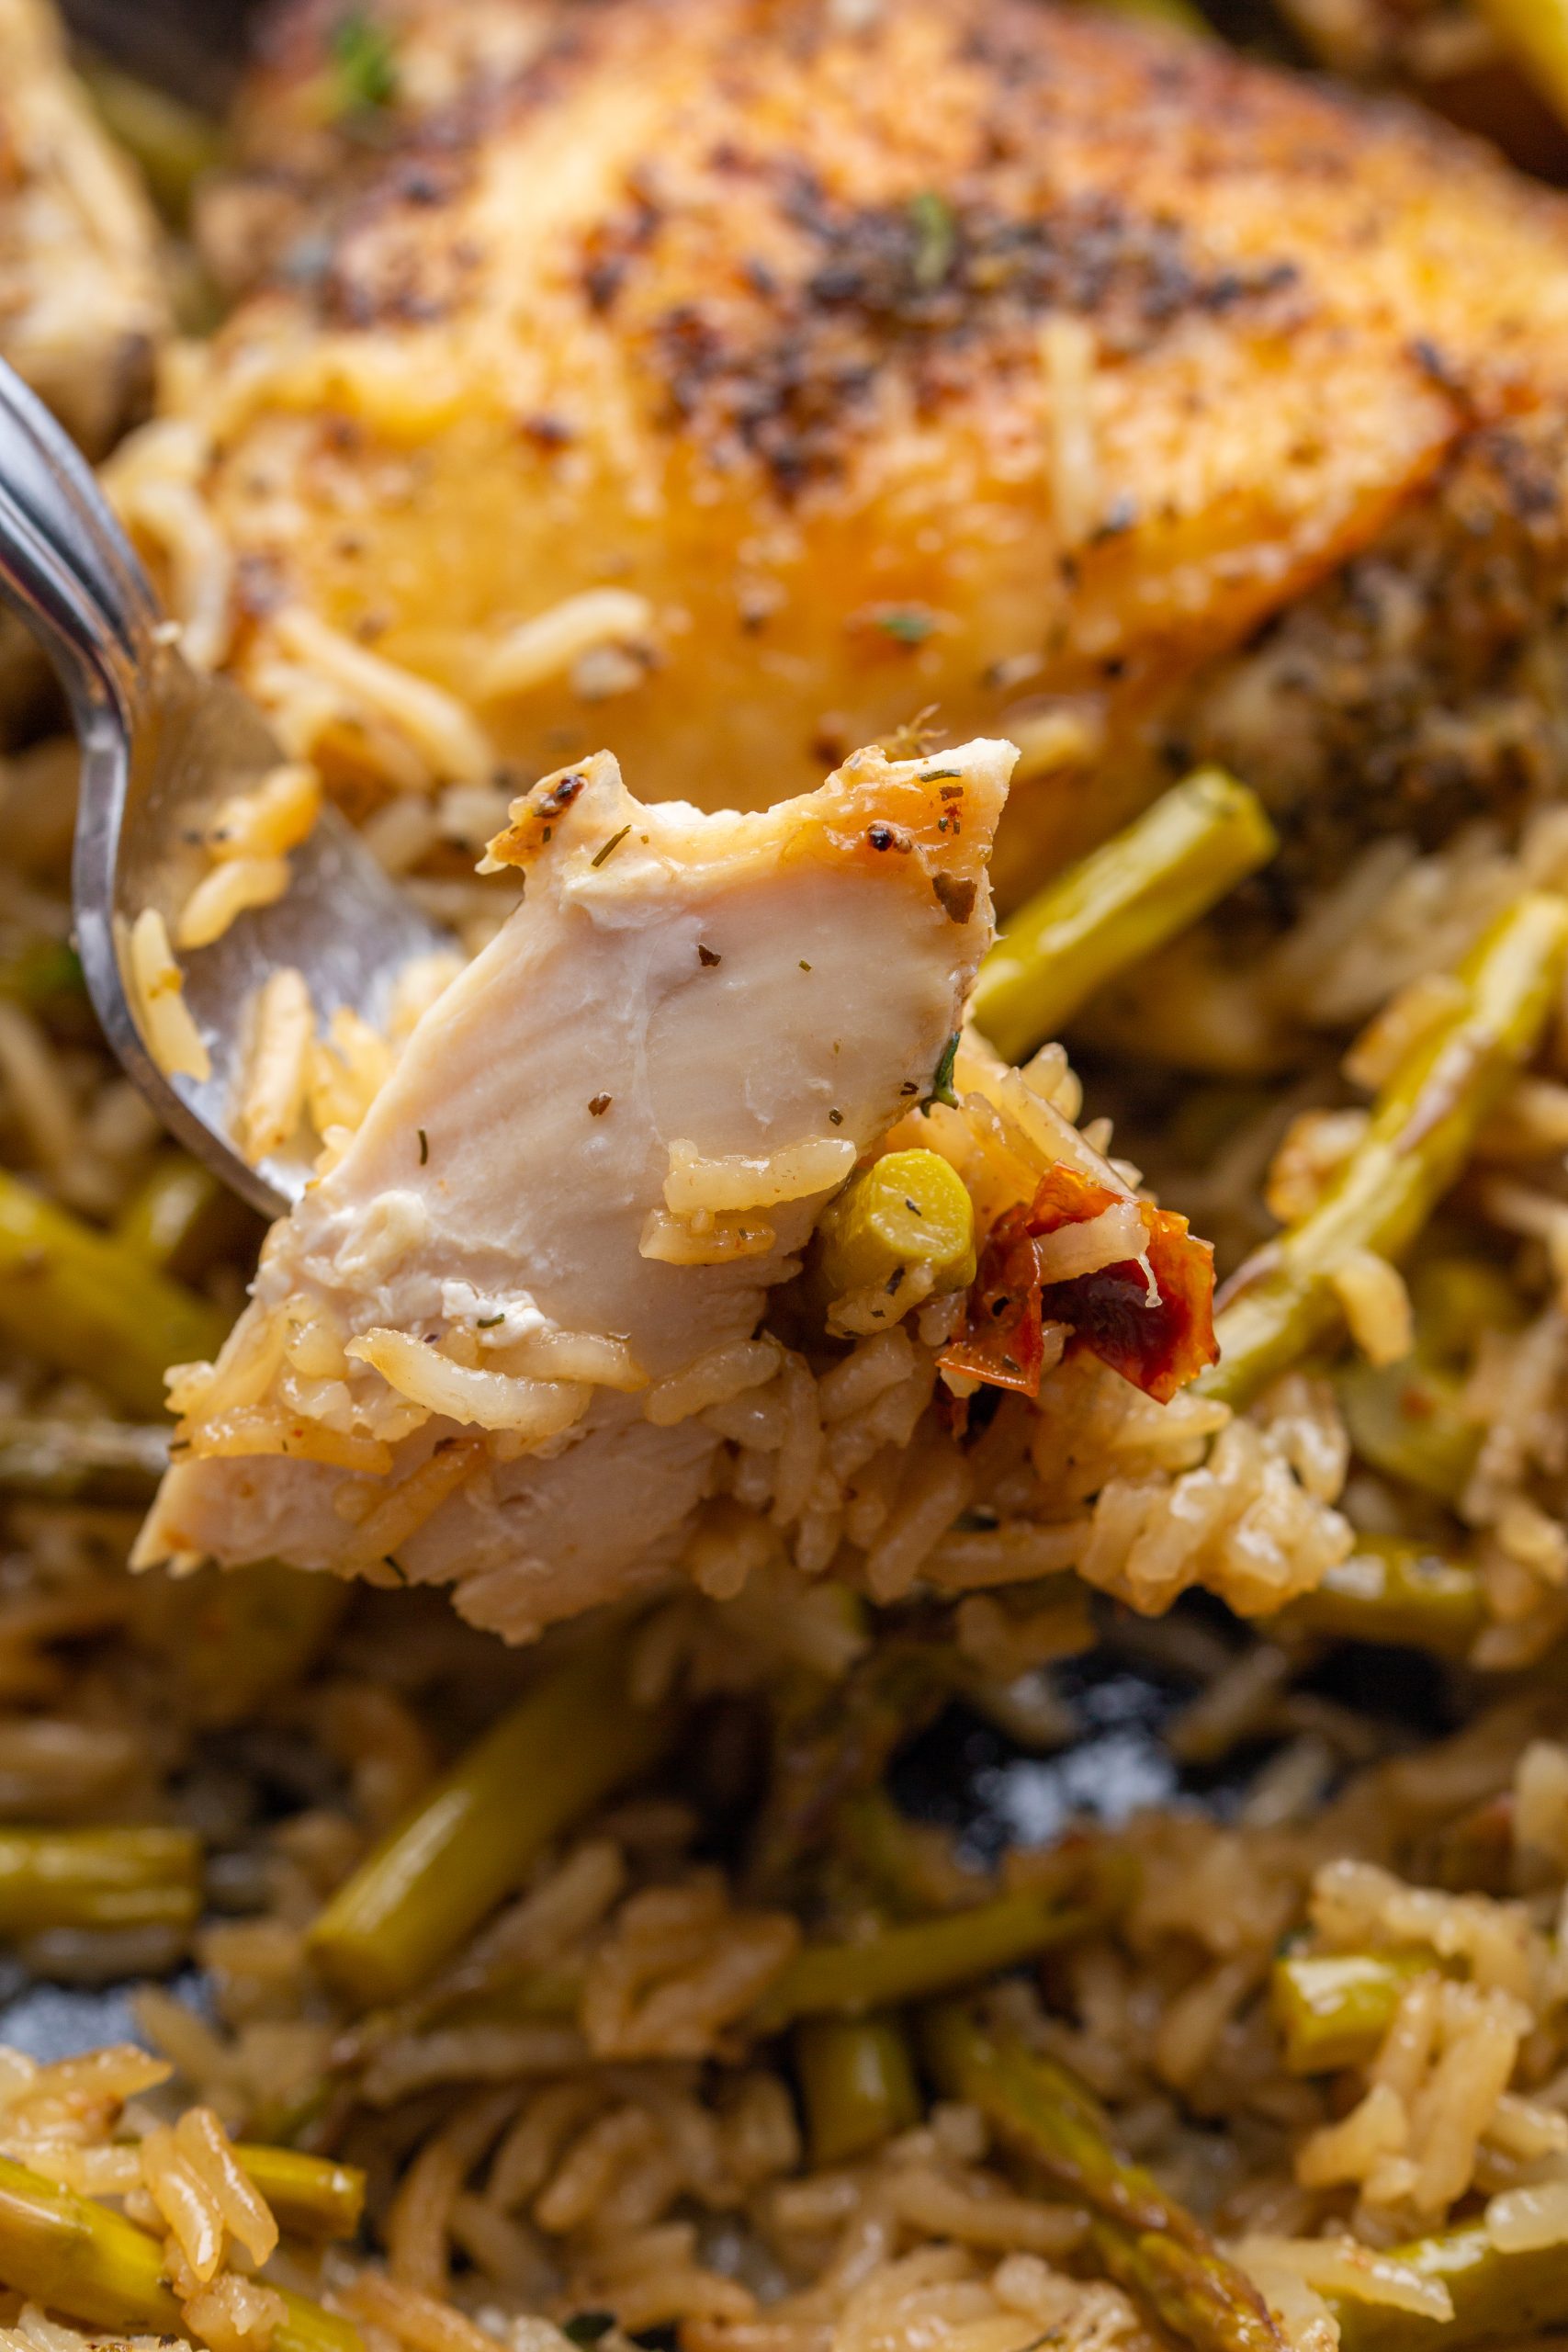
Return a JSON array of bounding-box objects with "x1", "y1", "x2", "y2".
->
[{"x1": 0, "y1": 359, "x2": 453, "y2": 1217}]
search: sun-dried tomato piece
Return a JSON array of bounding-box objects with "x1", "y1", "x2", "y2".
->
[
  {"x1": 936, "y1": 1204, "x2": 1044, "y2": 1395},
  {"x1": 939, "y1": 1163, "x2": 1216, "y2": 1407}
]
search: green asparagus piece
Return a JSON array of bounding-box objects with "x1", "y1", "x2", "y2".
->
[
  {"x1": 1334, "y1": 1355, "x2": 1480, "y2": 1506},
  {"x1": 1471, "y1": 0, "x2": 1568, "y2": 128},
  {"x1": 0, "y1": 1413, "x2": 168, "y2": 1503},
  {"x1": 115, "y1": 1152, "x2": 242, "y2": 1281},
  {"x1": 1271, "y1": 1948, "x2": 1438, "y2": 2074},
  {"x1": 0, "y1": 2150, "x2": 366, "y2": 2352},
  {"x1": 136, "y1": 1560, "x2": 349, "y2": 1732},
  {"x1": 0, "y1": 2151, "x2": 180, "y2": 2330},
  {"x1": 1407, "y1": 1255, "x2": 1526, "y2": 1366},
  {"x1": 78, "y1": 60, "x2": 226, "y2": 223},
  {"x1": 973, "y1": 770, "x2": 1277, "y2": 1064},
  {"x1": 0, "y1": 1170, "x2": 229, "y2": 1417},
  {"x1": 924, "y1": 2003, "x2": 1285, "y2": 2352},
  {"x1": 0, "y1": 1826, "x2": 200, "y2": 1938},
  {"x1": 308, "y1": 1638, "x2": 679, "y2": 2005},
  {"x1": 235, "y1": 2143, "x2": 366, "y2": 2239},
  {"x1": 1272, "y1": 1541, "x2": 1486, "y2": 1657},
  {"x1": 276, "y1": 2289, "x2": 367, "y2": 2352},
  {"x1": 795, "y1": 2013, "x2": 920, "y2": 2165},
  {"x1": 748, "y1": 1635, "x2": 953, "y2": 1900},
  {"x1": 1200, "y1": 894, "x2": 1568, "y2": 1412},
  {"x1": 0, "y1": 940, "x2": 84, "y2": 1007},
  {"x1": 753, "y1": 1885, "x2": 1107, "y2": 2030},
  {"x1": 1329, "y1": 2220, "x2": 1568, "y2": 2352},
  {"x1": 1097, "y1": 0, "x2": 1210, "y2": 30}
]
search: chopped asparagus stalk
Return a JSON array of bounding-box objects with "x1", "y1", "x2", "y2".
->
[
  {"x1": 0, "y1": 2151, "x2": 180, "y2": 2331},
  {"x1": 235, "y1": 2143, "x2": 366, "y2": 2239},
  {"x1": 812, "y1": 1149, "x2": 976, "y2": 1306},
  {"x1": 276, "y1": 2288, "x2": 367, "y2": 2352},
  {"x1": 0, "y1": 2153, "x2": 358, "y2": 2352},
  {"x1": 78, "y1": 61, "x2": 225, "y2": 220},
  {"x1": 1200, "y1": 894, "x2": 1568, "y2": 1412},
  {"x1": 1470, "y1": 0, "x2": 1568, "y2": 129},
  {"x1": 795, "y1": 2013, "x2": 920, "y2": 2165},
  {"x1": 753, "y1": 1886, "x2": 1107, "y2": 2030},
  {"x1": 1329, "y1": 2219, "x2": 1568, "y2": 2352},
  {"x1": 137, "y1": 1560, "x2": 349, "y2": 1732},
  {"x1": 1334, "y1": 1356, "x2": 1480, "y2": 1505},
  {"x1": 114, "y1": 1152, "x2": 237, "y2": 1280},
  {"x1": 0, "y1": 1170, "x2": 229, "y2": 1418},
  {"x1": 1407, "y1": 1255, "x2": 1525, "y2": 1367},
  {"x1": 1272, "y1": 1540, "x2": 1486, "y2": 1657},
  {"x1": 1271, "y1": 1947, "x2": 1438, "y2": 2074},
  {"x1": 972, "y1": 770, "x2": 1277, "y2": 1065},
  {"x1": 1098, "y1": 0, "x2": 1210, "y2": 29},
  {"x1": 747, "y1": 1634, "x2": 949, "y2": 1900},
  {"x1": 924, "y1": 2003, "x2": 1284, "y2": 2352},
  {"x1": 0, "y1": 1413, "x2": 168, "y2": 1503},
  {"x1": 0, "y1": 1826, "x2": 200, "y2": 1938},
  {"x1": 307, "y1": 1638, "x2": 678, "y2": 2005}
]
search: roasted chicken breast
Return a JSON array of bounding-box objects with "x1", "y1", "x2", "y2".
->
[
  {"x1": 116, "y1": 0, "x2": 1568, "y2": 912},
  {"x1": 137, "y1": 737, "x2": 1011, "y2": 1639}
]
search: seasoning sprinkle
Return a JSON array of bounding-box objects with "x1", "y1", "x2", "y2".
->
[
  {"x1": 588, "y1": 1093, "x2": 612, "y2": 1116},
  {"x1": 417, "y1": 1128, "x2": 429, "y2": 1165},
  {"x1": 591, "y1": 823, "x2": 632, "y2": 870},
  {"x1": 476, "y1": 1313, "x2": 505, "y2": 1329},
  {"x1": 876, "y1": 607, "x2": 938, "y2": 646},
  {"x1": 921, "y1": 1032, "x2": 961, "y2": 1114},
  {"x1": 697, "y1": 944, "x2": 723, "y2": 967}
]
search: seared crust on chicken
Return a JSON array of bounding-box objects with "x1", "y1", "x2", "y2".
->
[
  {"x1": 0, "y1": 0, "x2": 167, "y2": 453},
  {"x1": 133, "y1": 0, "x2": 1568, "y2": 906}
]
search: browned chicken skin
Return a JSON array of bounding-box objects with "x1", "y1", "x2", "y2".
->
[{"x1": 135, "y1": 0, "x2": 1568, "y2": 911}]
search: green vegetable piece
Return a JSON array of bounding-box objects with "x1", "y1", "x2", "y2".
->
[
  {"x1": 0, "y1": 2151, "x2": 180, "y2": 2331},
  {"x1": 276, "y1": 2289, "x2": 367, "y2": 2352},
  {"x1": 0, "y1": 940, "x2": 83, "y2": 1007},
  {"x1": 924, "y1": 2003, "x2": 1284, "y2": 2352},
  {"x1": 0, "y1": 1170, "x2": 229, "y2": 1418},
  {"x1": 0, "y1": 1414, "x2": 168, "y2": 1504},
  {"x1": 1096, "y1": 0, "x2": 1210, "y2": 32},
  {"x1": 908, "y1": 190, "x2": 957, "y2": 290},
  {"x1": 1334, "y1": 1355, "x2": 1480, "y2": 1505},
  {"x1": 234, "y1": 2144, "x2": 366, "y2": 2240},
  {"x1": 307, "y1": 1638, "x2": 678, "y2": 2005},
  {"x1": 813, "y1": 1148, "x2": 976, "y2": 1306},
  {"x1": 1200, "y1": 893, "x2": 1568, "y2": 1412},
  {"x1": 754, "y1": 1886, "x2": 1105, "y2": 2029},
  {"x1": 1329, "y1": 2220, "x2": 1568, "y2": 2352},
  {"x1": 114, "y1": 1152, "x2": 234, "y2": 1280},
  {"x1": 0, "y1": 2154, "x2": 359, "y2": 2352},
  {"x1": 330, "y1": 8, "x2": 399, "y2": 112},
  {"x1": 972, "y1": 769, "x2": 1277, "y2": 1065},
  {"x1": 795, "y1": 2013, "x2": 920, "y2": 2165},
  {"x1": 0, "y1": 1826, "x2": 200, "y2": 1939},
  {"x1": 1274, "y1": 1540, "x2": 1485, "y2": 1658},
  {"x1": 79, "y1": 62, "x2": 224, "y2": 222},
  {"x1": 1271, "y1": 1948, "x2": 1438, "y2": 2075},
  {"x1": 1408, "y1": 1254, "x2": 1526, "y2": 1367},
  {"x1": 1472, "y1": 0, "x2": 1568, "y2": 130},
  {"x1": 135, "y1": 1560, "x2": 349, "y2": 1732}
]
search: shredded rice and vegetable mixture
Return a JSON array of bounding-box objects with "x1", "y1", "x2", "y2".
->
[{"x1": 16, "y1": 6, "x2": 1568, "y2": 2352}]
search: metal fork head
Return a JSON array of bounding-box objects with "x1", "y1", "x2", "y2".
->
[{"x1": 0, "y1": 359, "x2": 453, "y2": 1217}]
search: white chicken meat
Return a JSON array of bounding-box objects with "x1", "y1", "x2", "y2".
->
[{"x1": 137, "y1": 737, "x2": 1012, "y2": 1639}]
